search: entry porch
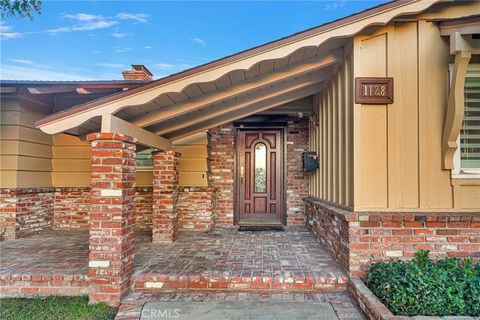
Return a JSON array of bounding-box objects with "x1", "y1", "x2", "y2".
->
[{"x1": 0, "y1": 227, "x2": 348, "y2": 297}]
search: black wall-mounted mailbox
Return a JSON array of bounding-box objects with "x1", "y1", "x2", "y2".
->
[{"x1": 303, "y1": 151, "x2": 319, "y2": 172}]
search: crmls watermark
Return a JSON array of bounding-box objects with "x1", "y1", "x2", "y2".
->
[{"x1": 141, "y1": 308, "x2": 181, "y2": 319}]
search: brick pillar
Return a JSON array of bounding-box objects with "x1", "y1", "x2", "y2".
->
[
  {"x1": 86, "y1": 133, "x2": 137, "y2": 307},
  {"x1": 152, "y1": 150, "x2": 180, "y2": 243}
]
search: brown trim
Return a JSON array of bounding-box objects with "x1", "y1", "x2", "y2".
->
[
  {"x1": 35, "y1": 0, "x2": 416, "y2": 128},
  {"x1": 437, "y1": 14, "x2": 480, "y2": 27}
]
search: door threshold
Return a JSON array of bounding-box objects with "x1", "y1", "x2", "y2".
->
[{"x1": 237, "y1": 220, "x2": 283, "y2": 227}]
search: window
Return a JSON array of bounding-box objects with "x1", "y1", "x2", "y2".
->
[
  {"x1": 453, "y1": 63, "x2": 480, "y2": 177},
  {"x1": 136, "y1": 149, "x2": 153, "y2": 170}
]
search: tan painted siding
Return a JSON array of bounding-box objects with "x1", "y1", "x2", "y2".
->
[
  {"x1": 352, "y1": 19, "x2": 480, "y2": 212},
  {"x1": 52, "y1": 134, "x2": 91, "y2": 187},
  {"x1": 51, "y1": 131, "x2": 210, "y2": 187},
  {"x1": 172, "y1": 132, "x2": 210, "y2": 187},
  {"x1": 308, "y1": 45, "x2": 354, "y2": 208},
  {"x1": 0, "y1": 96, "x2": 53, "y2": 188}
]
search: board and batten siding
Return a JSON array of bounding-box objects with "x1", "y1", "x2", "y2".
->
[
  {"x1": 352, "y1": 19, "x2": 480, "y2": 212},
  {"x1": 1, "y1": 95, "x2": 53, "y2": 188},
  {"x1": 308, "y1": 45, "x2": 354, "y2": 209}
]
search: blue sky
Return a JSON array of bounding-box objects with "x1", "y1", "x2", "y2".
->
[{"x1": 1, "y1": 1, "x2": 387, "y2": 81}]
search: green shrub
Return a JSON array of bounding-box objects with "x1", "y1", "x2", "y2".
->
[
  {"x1": 0, "y1": 296, "x2": 116, "y2": 320},
  {"x1": 365, "y1": 251, "x2": 480, "y2": 316}
]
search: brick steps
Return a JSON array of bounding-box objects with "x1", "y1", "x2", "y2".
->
[
  {"x1": 133, "y1": 274, "x2": 348, "y2": 293},
  {"x1": 0, "y1": 274, "x2": 88, "y2": 297}
]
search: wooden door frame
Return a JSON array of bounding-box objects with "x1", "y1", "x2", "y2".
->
[{"x1": 233, "y1": 126, "x2": 287, "y2": 226}]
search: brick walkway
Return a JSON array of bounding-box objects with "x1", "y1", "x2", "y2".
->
[
  {"x1": 1, "y1": 227, "x2": 347, "y2": 295},
  {"x1": 134, "y1": 227, "x2": 348, "y2": 292},
  {"x1": 115, "y1": 292, "x2": 365, "y2": 320}
]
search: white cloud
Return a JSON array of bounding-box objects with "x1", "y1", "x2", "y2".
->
[
  {"x1": 192, "y1": 38, "x2": 207, "y2": 46},
  {"x1": 1, "y1": 12, "x2": 150, "y2": 40},
  {"x1": 116, "y1": 13, "x2": 149, "y2": 24},
  {"x1": 0, "y1": 25, "x2": 22, "y2": 40},
  {"x1": 324, "y1": 0, "x2": 346, "y2": 11},
  {"x1": 114, "y1": 47, "x2": 131, "y2": 53},
  {"x1": 64, "y1": 13, "x2": 103, "y2": 21},
  {"x1": 0, "y1": 64, "x2": 94, "y2": 81},
  {"x1": 112, "y1": 32, "x2": 127, "y2": 38},
  {"x1": 155, "y1": 63, "x2": 174, "y2": 69},
  {"x1": 143, "y1": 46, "x2": 152, "y2": 49},
  {"x1": 8, "y1": 59, "x2": 33, "y2": 65},
  {"x1": 96, "y1": 63, "x2": 126, "y2": 68}
]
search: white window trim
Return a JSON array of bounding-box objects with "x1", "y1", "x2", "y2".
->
[{"x1": 450, "y1": 63, "x2": 480, "y2": 179}]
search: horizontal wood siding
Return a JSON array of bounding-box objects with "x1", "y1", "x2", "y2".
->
[
  {"x1": 0, "y1": 96, "x2": 53, "y2": 187},
  {"x1": 52, "y1": 131, "x2": 210, "y2": 187},
  {"x1": 52, "y1": 134, "x2": 91, "y2": 187}
]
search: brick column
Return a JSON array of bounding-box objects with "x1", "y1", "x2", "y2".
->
[
  {"x1": 152, "y1": 150, "x2": 180, "y2": 243},
  {"x1": 86, "y1": 133, "x2": 137, "y2": 307}
]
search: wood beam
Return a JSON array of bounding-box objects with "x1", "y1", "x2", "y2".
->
[
  {"x1": 132, "y1": 50, "x2": 341, "y2": 128},
  {"x1": 449, "y1": 31, "x2": 480, "y2": 55},
  {"x1": 155, "y1": 71, "x2": 328, "y2": 135},
  {"x1": 166, "y1": 83, "x2": 322, "y2": 140},
  {"x1": 101, "y1": 114, "x2": 171, "y2": 151},
  {"x1": 442, "y1": 50, "x2": 471, "y2": 169}
]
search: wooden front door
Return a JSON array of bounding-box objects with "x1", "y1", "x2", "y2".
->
[{"x1": 236, "y1": 129, "x2": 284, "y2": 225}]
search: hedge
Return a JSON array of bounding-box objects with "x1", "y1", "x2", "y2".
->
[{"x1": 365, "y1": 251, "x2": 480, "y2": 317}]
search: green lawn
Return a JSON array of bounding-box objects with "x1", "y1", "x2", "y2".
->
[{"x1": 0, "y1": 296, "x2": 117, "y2": 320}]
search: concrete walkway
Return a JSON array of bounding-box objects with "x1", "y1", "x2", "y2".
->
[
  {"x1": 140, "y1": 301, "x2": 339, "y2": 320},
  {"x1": 115, "y1": 292, "x2": 365, "y2": 320}
]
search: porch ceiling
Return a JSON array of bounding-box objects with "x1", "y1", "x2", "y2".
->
[{"x1": 42, "y1": 44, "x2": 344, "y2": 141}]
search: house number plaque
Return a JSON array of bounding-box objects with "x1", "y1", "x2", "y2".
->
[{"x1": 355, "y1": 77, "x2": 394, "y2": 104}]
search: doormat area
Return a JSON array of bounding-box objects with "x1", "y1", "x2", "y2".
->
[
  {"x1": 141, "y1": 301, "x2": 339, "y2": 320},
  {"x1": 238, "y1": 226, "x2": 284, "y2": 232}
]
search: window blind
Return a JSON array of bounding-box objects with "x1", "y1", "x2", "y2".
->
[{"x1": 461, "y1": 64, "x2": 480, "y2": 170}]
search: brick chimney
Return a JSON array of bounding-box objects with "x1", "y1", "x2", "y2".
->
[{"x1": 122, "y1": 65, "x2": 153, "y2": 80}]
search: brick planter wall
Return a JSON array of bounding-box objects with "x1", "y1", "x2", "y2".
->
[
  {"x1": 348, "y1": 277, "x2": 479, "y2": 320},
  {"x1": 53, "y1": 187, "x2": 90, "y2": 230},
  {"x1": 177, "y1": 187, "x2": 216, "y2": 231},
  {"x1": 209, "y1": 125, "x2": 235, "y2": 226},
  {"x1": 305, "y1": 197, "x2": 480, "y2": 278},
  {"x1": 0, "y1": 188, "x2": 54, "y2": 240}
]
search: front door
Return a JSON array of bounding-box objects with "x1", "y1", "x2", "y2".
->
[{"x1": 236, "y1": 129, "x2": 284, "y2": 225}]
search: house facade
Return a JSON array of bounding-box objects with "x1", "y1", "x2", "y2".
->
[{"x1": 1, "y1": 0, "x2": 479, "y2": 308}]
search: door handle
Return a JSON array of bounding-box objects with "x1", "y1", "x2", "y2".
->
[{"x1": 240, "y1": 166, "x2": 244, "y2": 188}]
